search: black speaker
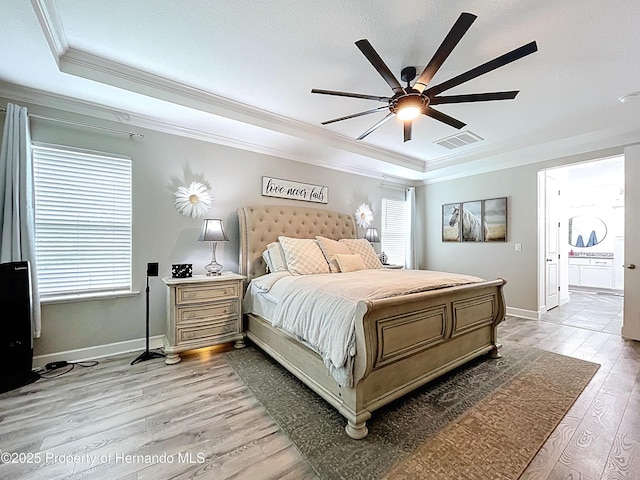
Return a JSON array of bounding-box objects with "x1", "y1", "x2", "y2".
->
[
  {"x1": 131, "y1": 262, "x2": 164, "y2": 365},
  {"x1": 0, "y1": 261, "x2": 40, "y2": 393},
  {"x1": 147, "y1": 262, "x2": 159, "y2": 277}
]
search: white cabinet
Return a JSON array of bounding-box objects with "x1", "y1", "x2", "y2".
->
[{"x1": 568, "y1": 257, "x2": 614, "y2": 289}]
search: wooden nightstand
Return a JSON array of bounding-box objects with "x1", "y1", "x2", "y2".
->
[{"x1": 163, "y1": 272, "x2": 246, "y2": 365}]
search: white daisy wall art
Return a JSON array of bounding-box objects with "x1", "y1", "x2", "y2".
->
[
  {"x1": 173, "y1": 181, "x2": 213, "y2": 218},
  {"x1": 355, "y1": 203, "x2": 373, "y2": 229}
]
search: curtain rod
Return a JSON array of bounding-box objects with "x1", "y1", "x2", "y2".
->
[{"x1": 0, "y1": 107, "x2": 144, "y2": 138}]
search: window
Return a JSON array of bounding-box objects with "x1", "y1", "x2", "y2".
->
[
  {"x1": 381, "y1": 197, "x2": 407, "y2": 266},
  {"x1": 32, "y1": 143, "x2": 132, "y2": 297}
]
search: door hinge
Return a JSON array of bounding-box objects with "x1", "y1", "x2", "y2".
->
[
  {"x1": 558, "y1": 254, "x2": 561, "y2": 259},
  {"x1": 558, "y1": 286, "x2": 561, "y2": 291}
]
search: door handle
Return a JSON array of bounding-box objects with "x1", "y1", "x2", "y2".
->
[{"x1": 626, "y1": 264, "x2": 636, "y2": 269}]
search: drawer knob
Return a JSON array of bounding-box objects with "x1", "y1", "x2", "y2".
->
[{"x1": 626, "y1": 264, "x2": 636, "y2": 269}]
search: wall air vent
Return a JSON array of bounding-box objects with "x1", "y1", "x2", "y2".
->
[{"x1": 434, "y1": 130, "x2": 484, "y2": 150}]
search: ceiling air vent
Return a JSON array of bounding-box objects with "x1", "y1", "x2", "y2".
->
[{"x1": 434, "y1": 130, "x2": 484, "y2": 150}]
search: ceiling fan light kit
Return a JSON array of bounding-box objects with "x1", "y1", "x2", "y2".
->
[{"x1": 312, "y1": 12, "x2": 538, "y2": 142}]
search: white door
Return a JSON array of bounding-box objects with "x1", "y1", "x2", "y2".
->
[
  {"x1": 623, "y1": 145, "x2": 640, "y2": 340},
  {"x1": 545, "y1": 174, "x2": 560, "y2": 310}
]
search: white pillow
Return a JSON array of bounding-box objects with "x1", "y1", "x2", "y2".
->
[
  {"x1": 266, "y1": 242, "x2": 288, "y2": 272},
  {"x1": 338, "y1": 238, "x2": 383, "y2": 270},
  {"x1": 334, "y1": 253, "x2": 366, "y2": 273},
  {"x1": 278, "y1": 237, "x2": 330, "y2": 275},
  {"x1": 315, "y1": 236, "x2": 352, "y2": 273}
]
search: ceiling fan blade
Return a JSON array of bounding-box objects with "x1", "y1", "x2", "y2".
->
[
  {"x1": 403, "y1": 121, "x2": 412, "y2": 142},
  {"x1": 311, "y1": 89, "x2": 390, "y2": 102},
  {"x1": 425, "y1": 41, "x2": 538, "y2": 97},
  {"x1": 355, "y1": 39, "x2": 405, "y2": 95},
  {"x1": 430, "y1": 91, "x2": 519, "y2": 105},
  {"x1": 423, "y1": 106, "x2": 466, "y2": 129},
  {"x1": 357, "y1": 113, "x2": 395, "y2": 140},
  {"x1": 414, "y1": 12, "x2": 477, "y2": 93},
  {"x1": 321, "y1": 106, "x2": 389, "y2": 125}
]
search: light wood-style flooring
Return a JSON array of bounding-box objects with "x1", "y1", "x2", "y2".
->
[{"x1": 1, "y1": 290, "x2": 638, "y2": 479}]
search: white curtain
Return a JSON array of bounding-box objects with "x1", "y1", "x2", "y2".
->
[
  {"x1": 0, "y1": 103, "x2": 41, "y2": 338},
  {"x1": 405, "y1": 186, "x2": 417, "y2": 269}
]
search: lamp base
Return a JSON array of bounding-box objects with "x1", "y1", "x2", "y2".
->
[
  {"x1": 204, "y1": 241, "x2": 224, "y2": 276},
  {"x1": 204, "y1": 261, "x2": 223, "y2": 276}
]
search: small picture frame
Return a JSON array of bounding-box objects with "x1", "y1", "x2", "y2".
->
[
  {"x1": 172, "y1": 264, "x2": 193, "y2": 278},
  {"x1": 483, "y1": 197, "x2": 507, "y2": 242},
  {"x1": 461, "y1": 200, "x2": 483, "y2": 242},
  {"x1": 442, "y1": 203, "x2": 461, "y2": 242}
]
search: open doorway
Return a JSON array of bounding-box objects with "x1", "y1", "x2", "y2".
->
[{"x1": 539, "y1": 156, "x2": 624, "y2": 333}]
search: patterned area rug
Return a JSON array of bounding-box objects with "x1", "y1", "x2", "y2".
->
[{"x1": 225, "y1": 341, "x2": 599, "y2": 480}]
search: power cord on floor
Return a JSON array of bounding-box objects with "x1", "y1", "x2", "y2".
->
[{"x1": 34, "y1": 360, "x2": 99, "y2": 379}]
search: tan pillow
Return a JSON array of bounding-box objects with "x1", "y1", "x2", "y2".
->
[
  {"x1": 316, "y1": 236, "x2": 352, "y2": 272},
  {"x1": 278, "y1": 237, "x2": 330, "y2": 275},
  {"x1": 266, "y1": 242, "x2": 288, "y2": 272},
  {"x1": 334, "y1": 253, "x2": 365, "y2": 273},
  {"x1": 338, "y1": 238, "x2": 383, "y2": 269}
]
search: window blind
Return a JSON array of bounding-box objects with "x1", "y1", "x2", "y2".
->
[
  {"x1": 32, "y1": 144, "x2": 132, "y2": 296},
  {"x1": 381, "y1": 197, "x2": 407, "y2": 266}
]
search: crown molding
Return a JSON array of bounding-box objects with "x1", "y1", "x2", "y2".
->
[
  {"x1": 30, "y1": 0, "x2": 68, "y2": 61},
  {"x1": 0, "y1": 82, "x2": 411, "y2": 182},
  {"x1": 30, "y1": 0, "x2": 427, "y2": 175}
]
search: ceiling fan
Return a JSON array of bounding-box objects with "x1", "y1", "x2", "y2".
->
[{"x1": 311, "y1": 12, "x2": 538, "y2": 142}]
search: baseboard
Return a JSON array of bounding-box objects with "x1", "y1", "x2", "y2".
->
[
  {"x1": 32, "y1": 335, "x2": 165, "y2": 368},
  {"x1": 506, "y1": 306, "x2": 540, "y2": 321}
]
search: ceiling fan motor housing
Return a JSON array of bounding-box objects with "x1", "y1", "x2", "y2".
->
[{"x1": 390, "y1": 92, "x2": 428, "y2": 115}]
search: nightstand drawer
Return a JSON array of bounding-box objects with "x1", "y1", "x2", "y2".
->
[
  {"x1": 176, "y1": 300, "x2": 238, "y2": 325},
  {"x1": 178, "y1": 321, "x2": 238, "y2": 343},
  {"x1": 176, "y1": 282, "x2": 239, "y2": 305}
]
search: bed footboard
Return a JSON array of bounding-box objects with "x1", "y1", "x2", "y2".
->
[{"x1": 245, "y1": 278, "x2": 506, "y2": 439}]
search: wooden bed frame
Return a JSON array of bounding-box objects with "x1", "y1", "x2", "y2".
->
[{"x1": 237, "y1": 205, "x2": 506, "y2": 439}]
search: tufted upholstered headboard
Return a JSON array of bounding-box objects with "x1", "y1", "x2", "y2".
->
[{"x1": 237, "y1": 205, "x2": 357, "y2": 281}]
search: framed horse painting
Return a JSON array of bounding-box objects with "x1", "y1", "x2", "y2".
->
[
  {"x1": 442, "y1": 203, "x2": 461, "y2": 242},
  {"x1": 461, "y1": 200, "x2": 483, "y2": 242},
  {"x1": 442, "y1": 197, "x2": 508, "y2": 242}
]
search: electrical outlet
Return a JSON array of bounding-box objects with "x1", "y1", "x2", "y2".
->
[{"x1": 514, "y1": 243, "x2": 522, "y2": 252}]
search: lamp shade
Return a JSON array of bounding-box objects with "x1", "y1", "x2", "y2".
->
[
  {"x1": 364, "y1": 227, "x2": 379, "y2": 243},
  {"x1": 198, "y1": 219, "x2": 229, "y2": 242}
]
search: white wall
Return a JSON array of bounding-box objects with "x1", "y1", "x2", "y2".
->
[{"x1": 0, "y1": 99, "x2": 404, "y2": 356}]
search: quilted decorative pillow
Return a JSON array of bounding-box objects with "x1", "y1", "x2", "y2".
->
[
  {"x1": 278, "y1": 237, "x2": 330, "y2": 275},
  {"x1": 338, "y1": 238, "x2": 383, "y2": 270},
  {"x1": 334, "y1": 253, "x2": 365, "y2": 273},
  {"x1": 316, "y1": 236, "x2": 352, "y2": 273},
  {"x1": 266, "y1": 242, "x2": 288, "y2": 272}
]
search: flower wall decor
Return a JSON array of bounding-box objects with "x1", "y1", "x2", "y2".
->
[
  {"x1": 173, "y1": 181, "x2": 213, "y2": 218},
  {"x1": 355, "y1": 203, "x2": 373, "y2": 229}
]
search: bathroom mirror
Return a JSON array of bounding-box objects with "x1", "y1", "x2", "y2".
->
[{"x1": 568, "y1": 215, "x2": 607, "y2": 247}]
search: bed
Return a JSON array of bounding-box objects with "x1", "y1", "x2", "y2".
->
[{"x1": 237, "y1": 205, "x2": 506, "y2": 439}]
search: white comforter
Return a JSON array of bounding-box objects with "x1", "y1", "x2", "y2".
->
[{"x1": 248, "y1": 269, "x2": 484, "y2": 387}]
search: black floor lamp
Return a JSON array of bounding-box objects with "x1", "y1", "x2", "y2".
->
[{"x1": 131, "y1": 262, "x2": 165, "y2": 365}]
